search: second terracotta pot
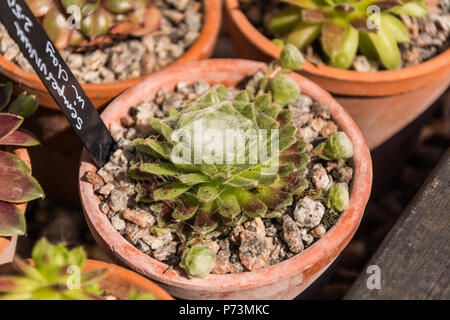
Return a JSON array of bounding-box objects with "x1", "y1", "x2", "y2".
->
[
  {"x1": 224, "y1": 0, "x2": 450, "y2": 150},
  {"x1": 79, "y1": 59, "x2": 373, "y2": 300}
]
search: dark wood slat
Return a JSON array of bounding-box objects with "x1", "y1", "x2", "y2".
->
[{"x1": 345, "y1": 148, "x2": 450, "y2": 300}]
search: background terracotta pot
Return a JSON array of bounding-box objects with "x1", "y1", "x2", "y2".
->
[
  {"x1": 0, "y1": 0, "x2": 222, "y2": 110},
  {"x1": 78, "y1": 59, "x2": 373, "y2": 300},
  {"x1": 3, "y1": 0, "x2": 222, "y2": 205},
  {"x1": 224, "y1": 0, "x2": 450, "y2": 150},
  {"x1": 0, "y1": 148, "x2": 31, "y2": 265},
  {"x1": 82, "y1": 259, "x2": 173, "y2": 300}
]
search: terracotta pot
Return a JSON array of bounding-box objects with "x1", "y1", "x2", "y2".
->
[
  {"x1": 25, "y1": 259, "x2": 173, "y2": 300},
  {"x1": 224, "y1": 0, "x2": 450, "y2": 149},
  {"x1": 0, "y1": 0, "x2": 222, "y2": 110},
  {"x1": 5, "y1": 0, "x2": 222, "y2": 205},
  {"x1": 0, "y1": 148, "x2": 31, "y2": 265},
  {"x1": 78, "y1": 59, "x2": 373, "y2": 300}
]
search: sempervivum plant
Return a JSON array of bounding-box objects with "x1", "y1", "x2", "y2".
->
[
  {"x1": 0, "y1": 83, "x2": 43, "y2": 237},
  {"x1": 0, "y1": 238, "x2": 106, "y2": 300},
  {"x1": 0, "y1": 238, "x2": 157, "y2": 300},
  {"x1": 125, "y1": 45, "x2": 353, "y2": 278},
  {"x1": 270, "y1": 0, "x2": 429, "y2": 69},
  {"x1": 26, "y1": 0, "x2": 161, "y2": 51}
]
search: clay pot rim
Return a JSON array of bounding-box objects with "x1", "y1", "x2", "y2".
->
[
  {"x1": 27, "y1": 258, "x2": 173, "y2": 300},
  {"x1": 0, "y1": 147, "x2": 31, "y2": 258},
  {"x1": 79, "y1": 59, "x2": 372, "y2": 292},
  {"x1": 0, "y1": 0, "x2": 221, "y2": 110},
  {"x1": 225, "y1": 0, "x2": 450, "y2": 84}
]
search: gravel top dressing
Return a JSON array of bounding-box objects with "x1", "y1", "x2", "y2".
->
[
  {"x1": 240, "y1": 0, "x2": 450, "y2": 71},
  {"x1": 84, "y1": 58, "x2": 355, "y2": 278},
  {"x1": 0, "y1": 0, "x2": 203, "y2": 83}
]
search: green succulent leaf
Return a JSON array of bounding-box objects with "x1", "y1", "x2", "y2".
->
[
  {"x1": 329, "y1": 24, "x2": 358, "y2": 69},
  {"x1": 389, "y1": 1, "x2": 429, "y2": 17},
  {"x1": 365, "y1": 27, "x2": 401, "y2": 70},
  {"x1": 380, "y1": 13, "x2": 410, "y2": 43},
  {"x1": 217, "y1": 190, "x2": 241, "y2": 218},
  {"x1": 0, "y1": 83, "x2": 13, "y2": 111},
  {"x1": 177, "y1": 173, "x2": 209, "y2": 185},
  {"x1": 280, "y1": 43, "x2": 305, "y2": 70},
  {"x1": 286, "y1": 22, "x2": 322, "y2": 50},
  {"x1": 133, "y1": 138, "x2": 171, "y2": 159},
  {"x1": 8, "y1": 93, "x2": 38, "y2": 119},
  {"x1": 180, "y1": 245, "x2": 215, "y2": 279},
  {"x1": 236, "y1": 190, "x2": 267, "y2": 218},
  {"x1": 269, "y1": 6, "x2": 303, "y2": 35},
  {"x1": 325, "y1": 183, "x2": 350, "y2": 212},
  {"x1": 197, "y1": 183, "x2": 220, "y2": 203},
  {"x1": 270, "y1": 74, "x2": 300, "y2": 106}
]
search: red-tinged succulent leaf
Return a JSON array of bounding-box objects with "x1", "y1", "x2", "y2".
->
[
  {"x1": 0, "y1": 166, "x2": 44, "y2": 203},
  {"x1": 321, "y1": 18, "x2": 348, "y2": 60},
  {"x1": 0, "y1": 151, "x2": 31, "y2": 173},
  {"x1": 103, "y1": 0, "x2": 134, "y2": 14},
  {"x1": 373, "y1": 0, "x2": 402, "y2": 11},
  {"x1": 25, "y1": 0, "x2": 55, "y2": 17},
  {"x1": 217, "y1": 190, "x2": 241, "y2": 218},
  {"x1": 350, "y1": 16, "x2": 378, "y2": 33},
  {"x1": 236, "y1": 190, "x2": 267, "y2": 218},
  {"x1": 153, "y1": 182, "x2": 191, "y2": 201},
  {"x1": 0, "y1": 83, "x2": 13, "y2": 111},
  {"x1": 329, "y1": 25, "x2": 359, "y2": 69},
  {"x1": 153, "y1": 202, "x2": 174, "y2": 227},
  {"x1": 172, "y1": 197, "x2": 199, "y2": 221},
  {"x1": 42, "y1": 6, "x2": 72, "y2": 50},
  {"x1": 0, "y1": 276, "x2": 40, "y2": 293},
  {"x1": 0, "y1": 114, "x2": 23, "y2": 141},
  {"x1": 222, "y1": 214, "x2": 248, "y2": 227},
  {"x1": 0, "y1": 201, "x2": 26, "y2": 236},
  {"x1": 193, "y1": 203, "x2": 218, "y2": 234},
  {"x1": 131, "y1": 6, "x2": 161, "y2": 36},
  {"x1": 0, "y1": 129, "x2": 40, "y2": 146},
  {"x1": 257, "y1": 186, "x2": 293, "y2": 209},
  {"x1": 136, "y1": 182, "x2": 162, "y2": 202},
  {"x1": 280, "y1": 0, "x2": 318, "y2": 9},
  {"x1": 334, "y1": 3, "x2": 354, "y2": 13},
  {"x1": 301, "y1": 9, "x2": 327, "y2": 23},
  {"x1": 277, "y1": 110, "x2": 293, "y2": 128}
]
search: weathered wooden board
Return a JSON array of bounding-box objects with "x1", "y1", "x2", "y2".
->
[{"x1": 345, "y1": 148, "x2": 450, "y2": 300}]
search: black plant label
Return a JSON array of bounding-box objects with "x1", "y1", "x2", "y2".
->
[{"x1": 0, "y1": 0, "x2": 114, "y2": 167}]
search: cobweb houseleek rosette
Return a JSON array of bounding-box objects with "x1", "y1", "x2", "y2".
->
[
  {"x1": 26, "y1": 0, "x2": 161, "y2": 52},
  {"x1": 0, "y1": 83, "x2": 43, "y2": 237},
  {"x1": 270, "y1": 0, "x2": 429, "y2": 70}
]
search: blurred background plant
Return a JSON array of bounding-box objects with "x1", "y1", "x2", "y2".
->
[{"x1": 0, "y1": 82, "x2": 43, "y2": 238}]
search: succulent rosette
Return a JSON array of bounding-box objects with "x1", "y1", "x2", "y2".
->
[
  {"x1": 26, "y1": 0, "x2": 161, "y2": 51},
  {"x1": 270, "y1": 0, "x2": 429, "y2": 69},
  {"x1": 0, "y1": 83, "x2": 43, "y2": 237},
  {"x1": 124, "y1": 45, "x2": 354, "y2": 277}
]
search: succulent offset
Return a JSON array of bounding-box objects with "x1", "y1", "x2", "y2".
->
[
  {"x1": 26, "y1": 0, "x2": 161, "y2": 51},
  {"x1": 270, "y1": 0, "x2": 430, "y2": 69},
  {"x1": 0, "y1": 83, "x2": 43, "y2": 237}
]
